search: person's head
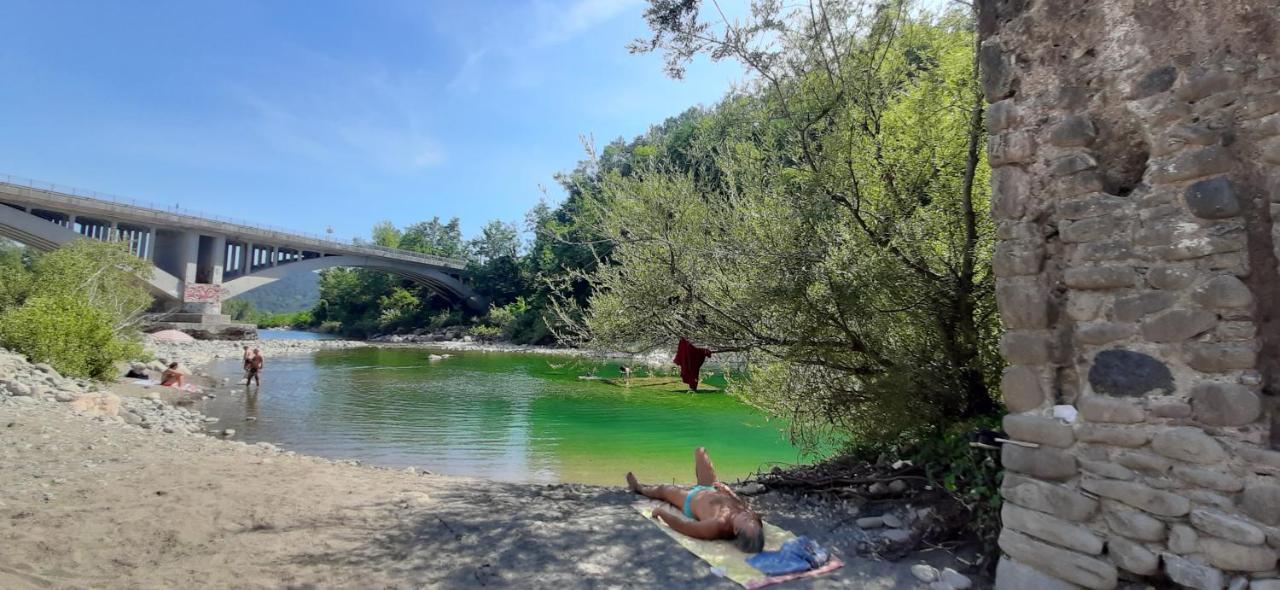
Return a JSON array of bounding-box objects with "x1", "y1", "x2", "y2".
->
[
  {"x1": 731, "y1": 511, "x2": 765, "y2": 553},
  {"x1": 253, "y1": 348, "x2": 261, "y2": 354},
  {"x1": 168, "y1": 362, "x2": 178, "y2": 369}
]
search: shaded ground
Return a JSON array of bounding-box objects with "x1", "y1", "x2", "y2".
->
[{"x1": 0, "y1": 396, "x2": 982, "y2": 589}]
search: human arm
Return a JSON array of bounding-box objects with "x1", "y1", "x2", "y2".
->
[{"x1": 651, "y1": 505, "x2": 726, "y2": 540}]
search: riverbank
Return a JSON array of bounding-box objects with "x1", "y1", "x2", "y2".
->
[
  {"x1": 0, "y1": 344, "x2": 972, "y2": 589},
  {"x1": 149, "y1": 334, "x2": 672, "y2": 368},
  {"x1": 375, "y1": 335, "x2": 675, "y2": 365}
]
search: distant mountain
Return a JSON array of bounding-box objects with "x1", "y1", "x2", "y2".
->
[{"x1": 229, "y1": 271, "x2": 319, "y2": 314}]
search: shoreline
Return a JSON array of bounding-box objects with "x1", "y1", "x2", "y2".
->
[
  {"x1": 150, "y1": 336, "x2": 669, "y2": 367},
  {"x1": 0, "y1": 342, "x2": 961, "y2": 589}
]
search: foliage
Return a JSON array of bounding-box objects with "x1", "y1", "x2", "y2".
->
[
  {"x1": 256, "y1": 311, "x2": 312, "y2": 329},
  {"x1": 223, "y1": 299, "x2": 255, "y2": 322},
  {"x1": 552, "y1": 0, "x2": 997, "y2": 442},
  {"x1": 29, "y1": 240, "x2": 154, "y2": 329},
  {"x1": 0, "y1": 295, "x2": 142, "y2": 379},
  {"x1": 377, "y1": 287, "x2": 421, "y2": 331},
  {"x1": 477, "y1": 297, "x2": 544, "y2": 342},
  {"x1": 844, "y1": 416, "x2": 1003, "y2": 559},
  {"x1": 225, "y1": 298, "x2": 311, "y2": 328},
  {"x1": 470, "y1": 220, "x2": 520, "y2": 262},
  {"x1": 399, "y1": 217, "x2": 466, "y2": 258},
  {"x1": 428, "y1": 309, "x2": 465, "y2": 331},
  {"x1": 908, "y1": 417, "x2": 1004, "y2": 557},
  {"x1": 468, "y1": 324, "x2": 502, "y2": 342},
  {"x1": 0, "y1": 243, "x2": 31, "y2": 310},
  {"x1": 308, "y1": 266, "x2": 399, "y2": 338},
  {"x1": 371, "y1": 220, "x2": 402, "y2": 248},
  {"x1": 0, "y1": 240, "x2": 152, "y2": 379}
]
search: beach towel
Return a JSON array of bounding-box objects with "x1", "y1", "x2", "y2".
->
[{"x1": 633, "y1": 500, "x2": 843, "y2": 589}]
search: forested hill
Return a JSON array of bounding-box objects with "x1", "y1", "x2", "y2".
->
[{"x1": 229, "y1": 271, "x2": 319, "y2": 314}]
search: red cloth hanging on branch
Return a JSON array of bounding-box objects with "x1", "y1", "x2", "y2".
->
[{"x1": 673, "y1": 337, "x2": 712, "y2": 391}]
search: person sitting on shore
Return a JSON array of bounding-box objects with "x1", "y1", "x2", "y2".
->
[
  {"x1": 159, "y1": 362, "x2": 185, "y2": 388},
  {"x1": 626, "y1": 447, "x2": 765, "y2": 553},
  {"x1": 246, "y1": 349, "x2": 264, "y2": 387}
]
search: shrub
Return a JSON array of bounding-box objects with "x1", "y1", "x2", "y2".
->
[
  {"x1": 842, "y1": 416, "x2": 1003, "y2": 561},
  {"x1": 469, "y1": 324, "x2": 502, "y2": 342},
  {"x1": 428, "y1": 309, "x2": 465, "y2": 331},
  {"x1": 0, "y1": 241, "x2": 152, "y2": 379},
  {"x1": 0, "y1": 295, "x2": 142, "y2": 379},
  {"x1": 376, "y1": 287, "x2": 421, "y2": 331}
]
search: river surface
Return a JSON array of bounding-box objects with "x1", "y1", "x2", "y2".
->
[
  {"x1": 196, "y1": 347, "x2": 818, "y2": 485},
  {"x1": 258, "y1": 329, "x2": 338, "y2": 341}
]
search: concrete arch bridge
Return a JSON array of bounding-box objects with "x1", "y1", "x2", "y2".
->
[{"x1": 0, "y1": 177, "x2": 484, "y2": 335}]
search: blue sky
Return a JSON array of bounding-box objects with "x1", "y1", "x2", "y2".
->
[{"x1": 0, "y1": 0, "x2": 745, "y2": 240}]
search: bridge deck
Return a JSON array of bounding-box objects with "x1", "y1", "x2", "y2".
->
[{"x1": 0, "y1": 176, "x2": 466, "y2": 270}]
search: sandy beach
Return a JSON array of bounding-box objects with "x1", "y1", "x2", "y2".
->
[{"x1": 0, "y1": 342, "x2": 965, "y2": 589}]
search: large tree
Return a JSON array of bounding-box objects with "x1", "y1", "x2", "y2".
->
[
  {"x1": 399, "y1": 217, "x2": 466, "y2": 258},
  {"x1": 560, "y1": 0, "x2": 996, "y2": 441}
]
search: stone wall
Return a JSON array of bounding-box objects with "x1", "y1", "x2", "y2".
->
[{"x1": 981, "y1": 1, "x2": 1280, "y2": 588}]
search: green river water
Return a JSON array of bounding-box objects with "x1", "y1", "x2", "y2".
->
[{"x1": 197, "y1": 346, "x2": 818, "y2": 486}]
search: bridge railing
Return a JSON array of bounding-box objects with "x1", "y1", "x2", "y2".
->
[{"x1": 0, "y1": 173, "x2": 467, "y2": 269}]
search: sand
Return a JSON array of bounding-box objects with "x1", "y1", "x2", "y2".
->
[{"x1": 0, "y1": 341, "x2": 964, "y2": 589}]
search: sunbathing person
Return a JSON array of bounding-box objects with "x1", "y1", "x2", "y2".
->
[
  {"x1": 626, "y1": 447, "x2": 765, "y2": 553},
  {"x1": 159, "y1": 362, "x2": 185, "y2": 388}
]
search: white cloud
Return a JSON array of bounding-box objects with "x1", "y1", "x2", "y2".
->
[{"x1": 534, "y1": 0, "x2": 643, "y2": 46}]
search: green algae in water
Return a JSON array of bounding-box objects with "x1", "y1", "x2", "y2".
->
[{"x1": 198, "y1": 347, "x2": 818, "y2": 485}]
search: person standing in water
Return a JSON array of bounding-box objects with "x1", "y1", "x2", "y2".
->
[
  {"x1": 241, "y1": 345, "x2": 253, "y2": 379},
  {"x1": 626, "y1": 447, "x2": 765, "y2": 553},
  {"x1": 246, "y1": 348, "x2": 264, "y2": 387}
]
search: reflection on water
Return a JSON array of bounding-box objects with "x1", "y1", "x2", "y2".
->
[{"x1": 195, "y1": 348, "x2": 818, "y2": 485}]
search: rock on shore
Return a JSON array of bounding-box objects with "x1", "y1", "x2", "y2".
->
[{"x1": 0, "y1": 348, "x2": 214, "y2": 435}]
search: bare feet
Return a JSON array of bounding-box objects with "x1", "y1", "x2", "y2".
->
[{"x1": 625, "y1": 472, "x2": 641, "y2": 493}]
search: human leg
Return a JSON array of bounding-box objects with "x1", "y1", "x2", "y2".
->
[
  {"x1": 626, "y1": 472, "x2": 687, "y2": 506},
  {"x1": 695, "y1": 447, "x2": 718, "y2": 486}
]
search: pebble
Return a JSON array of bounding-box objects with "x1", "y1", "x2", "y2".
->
[
  {"x1": 940, "y1": 568, "x2": 972, "y2": 590},
  {"x1": 882, "y1": 513, "x2": 903, "y2": 528},
  {"x1": 881, "y1": 529, "x2": 912, "y2": 543},
  {"x1": 856, "y1": 516, "x2": 885, "y2": 529},
  {"x1": 911, "y1": 564, "x2": 940, "y2": 582},
  {"x1": 221, "y1": 429, "x2": 236, "y2": 437}
]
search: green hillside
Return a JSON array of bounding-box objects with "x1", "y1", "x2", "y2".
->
[{"x1": 229, "y1": 271, "x2": 319, "y2": 314}]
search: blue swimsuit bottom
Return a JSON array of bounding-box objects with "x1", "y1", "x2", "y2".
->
[{"x1": 683, "y1": 485, "x2": 714, "y2": 519}]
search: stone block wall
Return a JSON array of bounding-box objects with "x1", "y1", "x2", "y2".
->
[{"x1": 980, "y1": 1, "x2": 1280, "y2": 588}]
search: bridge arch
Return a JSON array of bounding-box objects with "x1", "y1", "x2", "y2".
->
[{"x1": 220, "y1": 255, "x2": 486, "y2": 312}]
